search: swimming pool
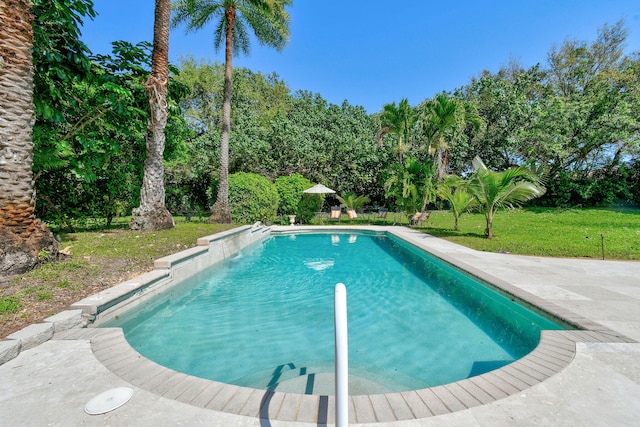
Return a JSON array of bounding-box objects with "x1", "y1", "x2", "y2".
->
[{"x1": 103, "y1": 230, "x2": 567, "y2": 395}]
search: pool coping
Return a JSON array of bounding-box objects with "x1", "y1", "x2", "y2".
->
[{"x1": 36, "y1": 226, "x2": 640, "y2": 423}]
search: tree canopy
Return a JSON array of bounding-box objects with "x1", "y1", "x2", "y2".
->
[{"x1": 25, "y1": 10, "x2": 640, "y2": 232}]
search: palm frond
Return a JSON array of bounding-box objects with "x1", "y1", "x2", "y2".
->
[{"x1": 232, "y1": 16, "x2": 250, "y2": 55}]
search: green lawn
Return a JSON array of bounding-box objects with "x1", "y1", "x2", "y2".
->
[
  {"x1": 1, "y1": 222, "x2": 238, "y2": 338},
  {"x1": 309, "y1": 206, "x2": 639, "y2": 260},
  {"x1": 421, "y1": 207, "x2": 640, "y2": 260}
]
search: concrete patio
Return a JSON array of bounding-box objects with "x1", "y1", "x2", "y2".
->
[{"x1": 1, "y1": 226, "x2": 639, "y2": 426}]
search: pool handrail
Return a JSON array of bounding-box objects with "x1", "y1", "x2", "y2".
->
[{"x1": 334, "y1": 282, "x2": 348, "y2": 426}]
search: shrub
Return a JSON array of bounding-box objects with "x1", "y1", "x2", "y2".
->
[
  {"x1": 538, "y1": 167, "x2": 633, "y2": 208},
  {"x1": 275, "y1": 173, "x2": 321, "y2": 223},
  {"x1": 627, "y1": 160, "x2": 640, "y2": 206},
  {"x1": 299, "y1": 194, "x2": 323, "y2": 224},
  {"x1": 228, "y1": 172, "x2": 279, "y2": 224}
]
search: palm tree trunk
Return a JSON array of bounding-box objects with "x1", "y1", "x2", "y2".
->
[
  {"x1": 485, "y1": 210, "x2": 494, "y2": 239},
  {"x1": 0, "y1": 0, "x2": 58, "y2": 275},
  {"x1": 130, "y1": 0, "x2": 174, "y2": 230},
  {"x1": 435, "y1": 149, "x2": 445, "y2": 181},
  {"x1": 209, "y1": 6, "x2": 234, "y2": 224}
]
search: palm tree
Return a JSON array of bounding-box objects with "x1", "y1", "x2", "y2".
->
[
  {"x1": 172, "y1": 0, "x2": 291, "y2": 223},
  {"x1": 336, "y1": 192, "x2": 370, "y2": 212},
  {"x1": 0, "y1": 0, "x2": 58, "y2": 275},
  {"x1": 437, "y1": 175, "x2": 477, "y2": 231},
  {"x1": 384, "y1": 157, "x2": 437, "y2": 214},
  {"x1": 420, "y1": 94, "x2": 458, "y2": 181},
  {"x1": 467, "y1": 157, "x2": 546, "y2": 239},
  {"x1": 131, "y1": 0, "x2": 175, "y2": 230},
  {"x1": 420, "y1": 94, "x2": 484, "y2": 180},
  {"x1": 375, "y1": 98, "x2": 417, "y2": 164}
]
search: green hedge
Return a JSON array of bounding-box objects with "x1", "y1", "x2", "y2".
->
[
  {"x1": 275, "y1": 173, "x2": 322, "y2": 223},
  {"x1": 229, "y1": 172, "x2": 279, "y2": 224}
]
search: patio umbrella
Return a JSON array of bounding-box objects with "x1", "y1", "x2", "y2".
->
[
  {"x1": 303, "y1": 184, "x2": 336, "y2": 222},
  {"x1": 303, "y1": 183, "x2": 336, "y2": 194}
]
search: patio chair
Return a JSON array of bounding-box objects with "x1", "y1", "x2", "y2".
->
[
  {"x1": 329, "y1": 206, "x2": 342, "y2": 223},
  {"x1": 377, "y1": 208, "x2": 388, "y2": 221},
  {"x1": 391, "y1": 210, "x2": 406, "y2": 226},
  {"x1": 410, "y1": 212, "x2": 431, "y2": 226},
  {"x1": 346, "y1": 209, "x2": 357, "y2": 223},
  {"x1": 409, "y1": 212, "x2": 422, "y2": 225}
]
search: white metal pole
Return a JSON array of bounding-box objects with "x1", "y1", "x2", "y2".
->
[{"x1": 334, "y1": 282, "x2": 348, "y2": 427}]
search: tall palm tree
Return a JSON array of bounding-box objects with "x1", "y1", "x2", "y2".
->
[
  {"x1": 421, "y1": 94, "x2": 484, "y2": 181},
  {"x1": 131, "y1": 0, "x2": 175, "y2": 230},
  {"x1": 420, "y1": 94, "x2": 458, "y2": 180},
  {"x1": 376, "y1": 98, "x2": 417, "y2": 164},
  {"x1": 172, "y1": 0, "x2": 291, "y2": 223},
  {"x1": 467, "y1": 157, "x2": 545, "y2": 239},
  {"x1": 0, "y1": 0, "x2": 58, "y2": 275}
]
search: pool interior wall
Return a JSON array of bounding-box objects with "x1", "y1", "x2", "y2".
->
[{"x1": 73, "y1": 224, "x2": 271, "y2": 325}]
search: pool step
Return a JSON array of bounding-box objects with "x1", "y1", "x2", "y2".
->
[
  {"x1": 239, "y1": 363, "x2": 332, "y2": 391},
  {"x1": 239, "y1": 364, "x2": 395, "y2": 395},
  {"x1": 273, "y1": 372, "x2": 395, "y2": 395}
]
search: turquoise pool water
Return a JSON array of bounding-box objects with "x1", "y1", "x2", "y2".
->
[{"x1": 104, "y1": 231, "x2": 566, "y2": 394}]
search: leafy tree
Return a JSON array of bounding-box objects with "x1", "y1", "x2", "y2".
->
[
  {"x1": 456, "y1": 62, "x2": 548, "y2": 172},
  {"x1": 172, "y1": 0, "x2": 292, "y2": 224},
  {"x1": 263, "y1": 91, "x2": 384, "y2": 199},
  {"x1": 376, "y1": 98, "x2": 417, "y2": 164},
  {"x1": 131, "y1": 0, "x2": 175, "y2": 230},
  {"x1": 519, "y1": 22, "x2": 639, "y2": 206},
  {"x1": 171, "y1": 59, "x2": 296, "y2": 210},
  {"x1": 172, "y1": 59, "x2": 386, "y2": 207},
  {"x1": 32, "y1": 0, "x2": 95, "y2": 124},
  {"x1": 32, "y1": 37, "x2": 189, "y2": 231},
  {"x1": 467, "y1": 157, "x2": 546, "y2": 239},
  {"x1": 0, "y1": 0, "x2": 58, "y2": 275},
  {"x1": 437, "y1": 175, "x2": 477, "y2": 231},
  {"x1": 34, "y1": 42, "x2": 150, "y2": 230},
  {"x1": 456, "y1": 23, "x2": 638, "y2": 207}
]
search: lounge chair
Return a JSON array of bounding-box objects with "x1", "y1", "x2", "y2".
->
[
  {"x1": 346, "y1": 209, "x2": 357, "y2": 223},
  {"x1": 377, "y1": 208, "x2": 388, "y2": 221},
  {"x1": 410, "y1": 212, "x2": 430, "y2": 226},
  {"x1": 409, "y1": 212, "x2": 422, "y2": 225},
  {"x1": 329, "y1": 206, "x2": 342, "y2": 223}
]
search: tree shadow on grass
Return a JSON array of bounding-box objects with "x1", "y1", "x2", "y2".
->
[{"x1": 420, "y1": 228, "x2": 486, "y2": 239}]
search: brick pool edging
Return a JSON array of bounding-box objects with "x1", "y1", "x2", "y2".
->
[{"x1": 51, "y1": 325, "x2": 633, "y2": 424}]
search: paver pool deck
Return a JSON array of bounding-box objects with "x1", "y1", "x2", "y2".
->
[{"x1": 1, "y1": 225, "x2": 640, "y2": 426}]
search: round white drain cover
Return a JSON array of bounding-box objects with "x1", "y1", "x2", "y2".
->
[{"x1": 85, "y1": 387, "x2": 134, "y2": 415}]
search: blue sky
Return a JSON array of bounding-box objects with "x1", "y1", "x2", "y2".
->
[{"x1": 81, "y1": 1, "x2": 639, "y2": 113}]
